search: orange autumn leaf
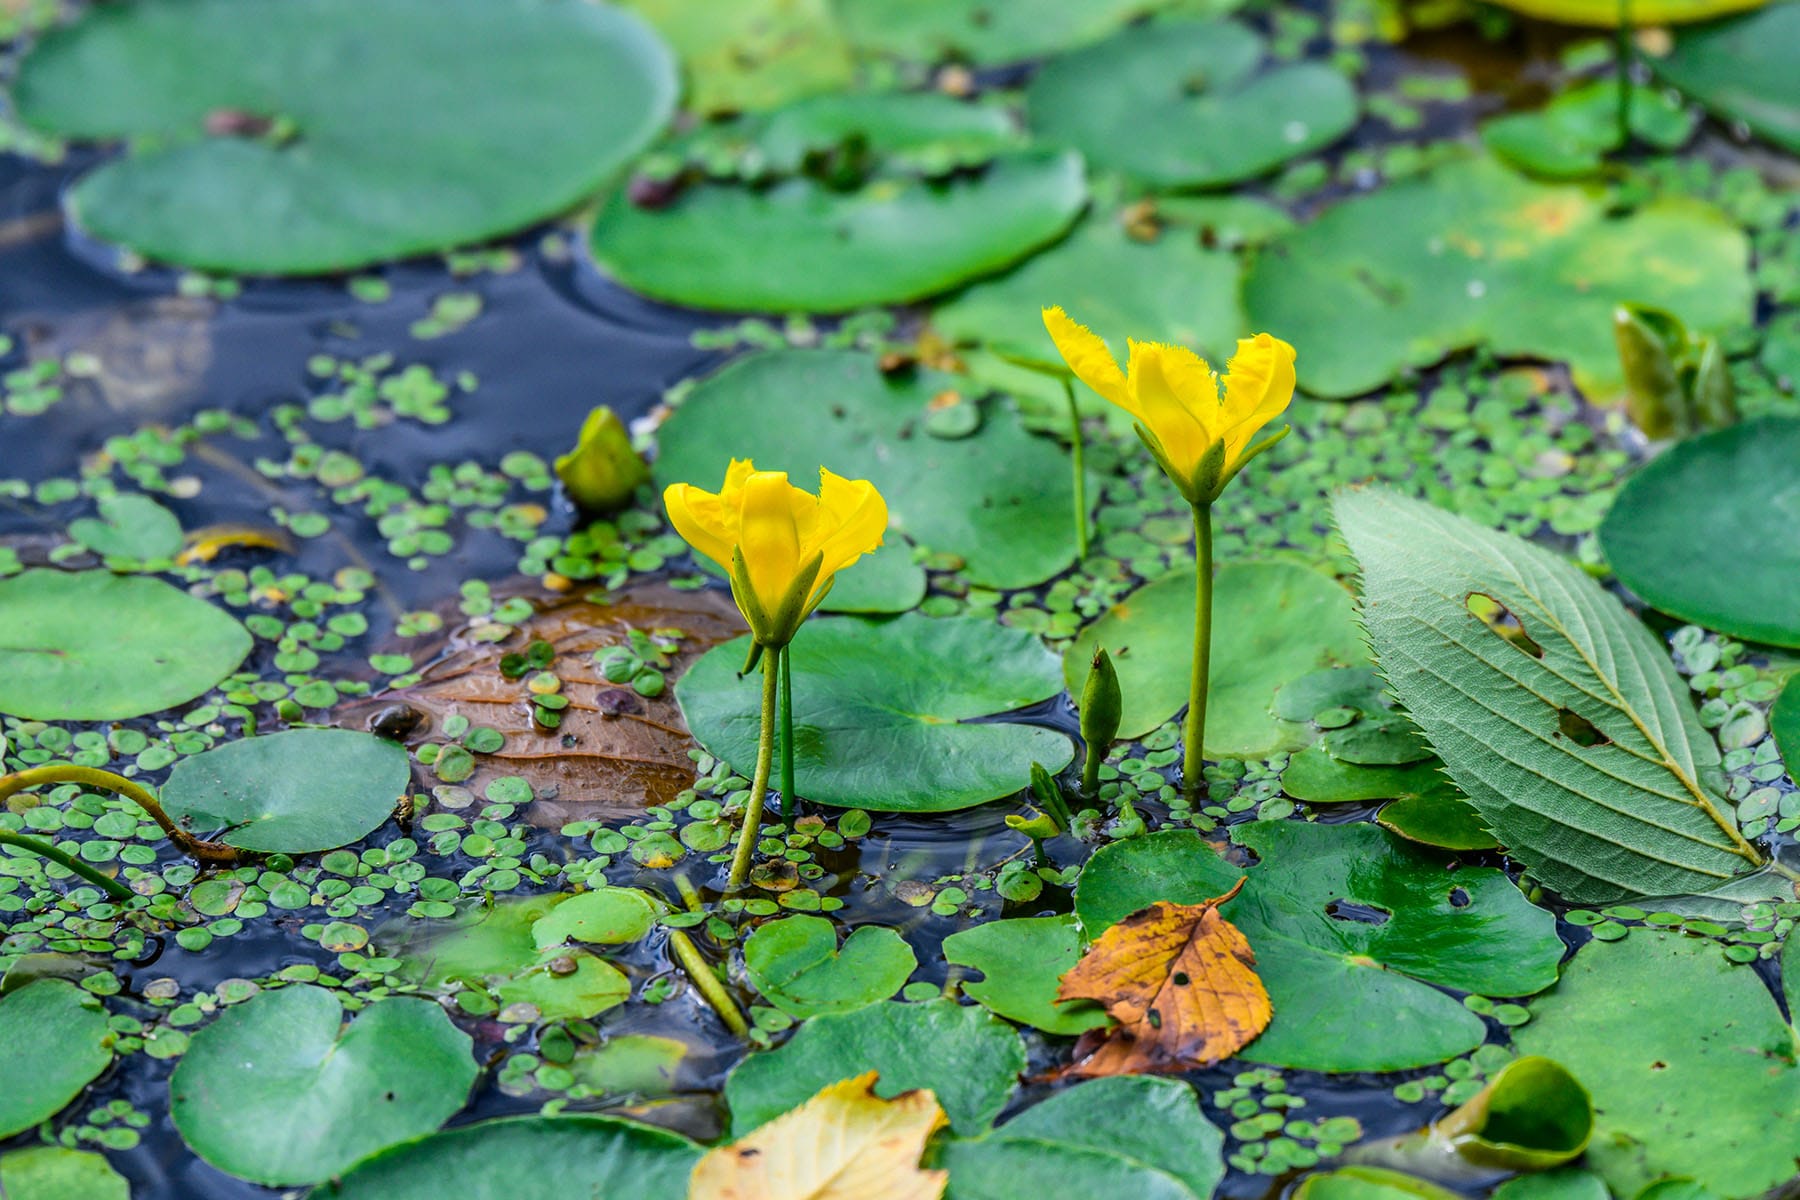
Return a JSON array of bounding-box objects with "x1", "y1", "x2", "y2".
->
[{"x1": 1056, "y1": 879, "x2": 1271, "y2": 1077}]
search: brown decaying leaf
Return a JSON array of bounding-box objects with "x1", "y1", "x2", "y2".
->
[
  {"x1": 346, "y1": 582, "x2": 742, "y2": 825},
  {"x1": 689, "y1": 1071, "x2": 947, "y2": 1200},
  {"x1": 1056, "y1": 878, "x2": 1271, "y2": 1076}
]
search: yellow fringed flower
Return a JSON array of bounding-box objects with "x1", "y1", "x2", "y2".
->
[
  {"x1": 664, "y1": 459, "x2": 887, "y2": 648},
  {"x1": 1042, "y1": 306, "x2": 1298, "y2": 504}
]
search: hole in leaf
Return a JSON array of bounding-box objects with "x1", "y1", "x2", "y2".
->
[
  {"x1": 1466, "y1": 592, "x2": 1545, "y2": 658},
  {"x1": 1556, "y1": 708, "x2": 1610, "y2": 748},
  {"x1": 1324, "y1": 899, "x2": 1391, "y2": 925},
  {"x1": 1448, "y1": 887, "x2": 1470, "y2": 908}
]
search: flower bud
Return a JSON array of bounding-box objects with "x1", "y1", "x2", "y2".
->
[{"x1": 555, "y1": 406, "x2": 649, "y2": 513}]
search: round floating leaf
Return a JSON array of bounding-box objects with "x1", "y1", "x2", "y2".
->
[
  {"x1": 315, "y1": 1114, "x2": 700, "y2": 1200},
  {"x1": 170, "y1": 984, "x2": 476, "y2": 1186},
  {"x1": 1074, "y1": 823, "x2": 1562, "y2": 1071},
  {"x1": 1027, "y1": 20, "x2": 1358, "y2": 189},
  {"x1": 930, "y1": 215, "x2": 1243, "y2": 389},
  {"x1": 0, "y1": 980, "x2": 114, "y2": 1139},
  {"x1": 656, "y1": 349, "x2": 1078, "y2": 592},
  {"x1": 1280, "y1": 746, "x2": 1450, "y2": 805},
  {"x1": 1491, "y1": 1170, "x2": 1613, "y2": 1200},
  {"x1": 1599, "y1": 416, "x2": 1800, "y2": 648},
  {"x1": 744, "y1": 916, "x2": 917, "y2": 1018},
  {"x1": 1064, "y1": 562, "x2": 1365, "y2": 750},
  {"x1": 1481, "y1": 0, "x2": 1766, "y2": 24},
  {"x1": 1377, "y1": 793, "x2": 1499, "y2": 851},
  {"x1": 590, "y1": 150, "x2": 1086, "y2": 312},
  {"x1": 838, "y1": 0, "x2": 1189, "y2": 64},
  {"x1": 1655, "y1": 4, "x2": 1800, "y2": 153},
  {"x1": 619, "y1": 0, "x2": 852, "y2": 115},
  {"x1": 943, "y1": 915, "x2": 1110, "y2": 1035},
  {"x1": 568, "y1": 1035, "x2": 691, "y2": 1098},
  {"x1": 1774, "y1": 679, "x2": 1799, "y2": 786},
  {"x1": 531, "y1": 887, "x2": 658, "y2": 950},
  {"x1": 1515, "y1": 931, "x2": 1800, "y2": 1199},
  {"x1": 941, "y1": 1139, "x2": 1197, "y2": 1200},
  {"x1": 68, "y1": 493, "x2": 182, "y2": 561},
  {"x1": 0, "y1": 1147, "x2": 130, "y2": 1200},
  {"x1": 723, "y1": 998, "x2": 1026, "y2": 1136},
  {"x1": 0, "y1": 569, "x2": 250, "y2": 721},
  {"x1": 12, "y1": 0, "x2": 678, "y2": 274},
  {"x1": 1244, "y1": 154, "x2": 1752, "y2": 399},
  {"x1": 158, "y1": 729, "x2": 411, "y2": 853},
  {"x1": 679, "y1": 614, "x2": 1071, "y2": 811},
  {"x1": 1483, "y1": 82, "x2": 1697, "y2": 178},
  {"x1": 1294, "y1": 1167, "x2": 1464, "y2": 1200}
]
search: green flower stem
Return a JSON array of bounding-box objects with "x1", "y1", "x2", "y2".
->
[
  {"x1": 0, "y1": 831, "x2": 133, "y2": 901},
  {"x1": 779, "y1": 641, "x2": 795, "y2": 810},
  {"x1": 726, "y1": 645, "x2": 781, "y2": 890},
  {"x1": 666, "y1": 927, "x2": 749, "y2": 1038},
  {"x1": 0, "y1": 764, "x2": 240, "y2": 864},
  {"x1": 1065, "y1": 378, "x2": 1090, "y2": 558},
  {"x1": 1183, "y1": 502, "x2": 1215, "y2": 798}
]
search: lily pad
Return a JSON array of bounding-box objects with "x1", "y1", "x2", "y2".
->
[
  {"x1": 1484, "y1": 81, "x2": 1697, "y2": 178},
  {"x1": 170, "y1": 984, "x2": 476, "y2": 1186},
  {"x1": 679, "y1": 613, "x2": 1072, "y2": 811},
  {"x1": 1074, "y1": 823, "x2": 1563, "y2": 1070},
  {"x1": 1599, "y1": 416, "x2": 1800, "y2": 648},
  {"x1": 0, "y1": 980, "x2": 114, "y2": 1139},
  {"x1": 68, "y1": 493, "x2": 182, "y2": 561},
  {"x1": 1063, "y1": 562, "x2": 1365, "y2": 750},
  {"x1": 1491, "y1": 1170, "x2": 1613, "y2": 1200},
  {"x1": 930, "y1": 215, "x2": 1243, "y2": 387},
  {"x1": 157, "y1": 729, "x2": 410, "y2": 853},
  {"x1": 1515, "y1": 931, "x2": 1800, "y2": 1199},
  {"x1": 1775, "y1": 678, "x2": 1798, "y2": 785},
  {"x1": 1655, "y1": 2, "x2": 1800, "y2": 152},
  {"x1": 590, "y1": 149, "x2": 1086, "y2": 312},
  {"x1": 620, "y1": 0, "x2": 852, "y2": 115},
  {"x1": 743, "y1": 915, "x2": 917, "y2": 1017},
  {"x1": 1294, "y1": 1167, "x2": 1463, "y2": 1200},
  {"x1": 723, "y1": 998, "x2": 1026, "y2": 1136},
  {"x1": 0, "y1": 569, "x2": 251, "y2": 721},
  {"x1": 12, "y1": 0, "x2": 677, "y2": 273},
  {"x1": 654, "y1": 349, "x2": 1079, "y2": 592},
  {"x1": 315, "y1": 1114, "x2": 701, "y2": 1200},
  {"x1": 0, "y1": 1148, "x2": 130, "y2": 1200},
  {"x1": 942, "y1": 915, "x2": 1111, "y2": 1035},
  {"x1": 1280, "y1": 747, "x2": 1450, "y2": 805},
  {"x1": 1243, "y1": 154, "x2": 1752, "y2": 399},
  {"x1": 837, "y1": 0, "x2": 1188, "y2": 64},
  {"x1": 531, "y1": 887, "x2": 658, "y2": 950},
  {"x1": 1026, "y1": 19, "x2": 1358, "y2": 189},
  {"x1": 1377, "y1": 792, "x2": 1500, "y2": 851}
]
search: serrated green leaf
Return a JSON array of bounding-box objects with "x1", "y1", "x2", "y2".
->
[{"x1": 1334, "y1": 487, "x2": 1764, "y2": 904}]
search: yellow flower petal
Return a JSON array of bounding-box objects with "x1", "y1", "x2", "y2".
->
[
  {"x1": 1043, "y1": 306, "x2": 1131, "y2": 410},
  {"x1": 1220, "y1": 333, "x2": 1297, "y2": 467},
  {"x1": 663, "y1": 482, "x2": 735, "y2": 573},
  {"x1": 811, "y1": 469, "x2": 888, "y2": 584},
  {"x1": 1128, "y1": 341, "x2": 1217, "y2": 479},
  {"x1": 738, "y1": 470, "x2": 806, "y2": 616}
]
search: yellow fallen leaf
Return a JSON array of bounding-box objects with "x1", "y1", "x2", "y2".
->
[
  {"x1": 689, "y1": 1071, "x2": 947, "y2": 1200},
  {"x1": 1057, "y1": 878, "x2": 1271, "y2": 1076}
]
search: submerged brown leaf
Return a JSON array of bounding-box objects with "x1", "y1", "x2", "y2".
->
[
  {"x1": 1057, "y1": 878, "x2": 1271, "y2": 1076},
  {"x1": 346, "y1": 582, "x2": 741, "y2": 824}
]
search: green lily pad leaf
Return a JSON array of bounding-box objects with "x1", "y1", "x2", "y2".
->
[
  {"x1": 314, "y1": 1114, "x2": 700, "y2": 1200},
  {"x1": 1515, "y1": 931, "x2": 1800, "y2": 1199},
  {"x1": 568, "y1": 1035, "x2": 691, "y2": 1098},
  {"x1": 530, "y1": 887, "x2": 658, "y2": 949},
  {"x1": 1280, "y1": 746, "x2": 1449, "y2": 805},
  {"x1": 1359, "y1": 1056, "x2": 1592, "y2": 1174},
  {"x1": 681, "y1": 91, "x2": 1022, "y2": 178},
  {"x1": 1243, "y1": 154, "x2": 1752, "y2": 399},
  {"x1": 1318, "y1": 713, "x2": 1433, "y2": 765},
  {"x1": 1774, "y1": 679, "x2": 1799, "y2": 786},
  {"x1": 1599, "y1": 416, "x2": 1800, "y2": 648},
  {"x1": 680, "y1": 614, "x2": 1072, "y2": 811},
  {"x1": 68, "y1": 493, "x2": 182, "y2": 561},
  {"x1": 0, "y1": 569, "x2": 251, "y2": 721},
  {"x1": 1273, "y1": 667, "x2": 1390, "y2": 723},
  {"x1": 941, "y1": 1139, "x2": 1198, "y2": 1200},
  {"x1": 1026, "y1": 19, "x2": 1358, "y2": 189},
  {"x1": 1481, "y1": 0, "x2": 1766, "y2": 25},
  {"x1": 837, "y1": 0, "x2": 1190, "y2": 64},
  {"x1": 960, "y1": 1076, "x2": 1225, "y2": 1200},
  {"x1": 1074, "y1": 823, "x2": 1562, "y2": 1071},
  {"x1": 654, "y1": 349, "x2": 1078, "y2": 591},
  {"x1": 723, "y1": 998, "x2": 1026, "y2": 1136},
  {"x1": 1491, "y1": 1169, "x2": 1613, "y2": 1200},
  {"x1": 1655, "y1": 3, "x2": 1800, "y2": 152},
  {"x1": 12, "y1": 0, "x2": 677, "y2": 274},
  {"x1": 743, "y1": 915, "x2": 917, "y2": 1017},
  {"x1": 942, "y1": 915, "x2": 1111, "y2": 1035},
  {"x1": 1483, "y1": 81, "x2": 1697, "y2": 178},
  {"x1": 619, "y1": 0, "x2": 852, "y2": 115},
  {"x1": 0, "y1": 980, "x2": 114, "y2": 1139},
  {"x1": 388, "y1": 895, "x2": 634, "y2": 1021},
  {"x1": 170, "y1": 984, "x2": 475, "y2": 1186},
  {"x1": 591, "y1": 150, "x2": 1085, "y2": 312},
  {"x1": 1064, "y1": 562, "x2": 1365, "y2": 750},
  {"x1": 1377, "y1": 793, "x2": 1500, "y2": 851},
  {"x1": 0, "y1": 1147, "x2": 130, "y2": 1200},
  {"x1": 1294, "y1": 1167, "x2": 1464, "y2": 1200},
  {"x1": 158, "y1": 729, "x2": 410, "y2": 853},
  {"x1": 931, "y1": 216, "x2": 1242, "y2": 392}
]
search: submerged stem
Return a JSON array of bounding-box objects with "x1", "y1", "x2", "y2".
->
[
  {"x1": 0, "y1": 765, "x2": 240, "y2": 864},
  {"x1": 1065, "y1": 378, "x2": 1089, "y2": 559},
  {"x1": 1183, "y1": 503, "x2": 1215, "y2": 799},
  {"x1": 0, "y1": 831, "x2": 133, "y2": 901},
  {"x1": 666, "y1": 927, "x2": 749, "y2": 1038},
  {"x1": 725, "y1": 645, "x2": 781, "y2": 890}
]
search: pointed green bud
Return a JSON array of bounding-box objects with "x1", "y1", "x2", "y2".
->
[
  {"x1": 1080, "y1": 648, "x2": 1122, "y2": 795},
  {"x1": 1613, "y1": 305, "x2": 1688, "y2": 440},
  {"x1": 555, "y1": 406, "x2": 649, "y2": 514},
  {"x1": 1029, "y1": 761, "x2": 1073, "y2": 833},
  {"x1": 1683, "y1": 336, "x2": 1737, "y2": 431},
  {"x1": 1005, "y1": 809, "x2": 1062, "y2": 842}
]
